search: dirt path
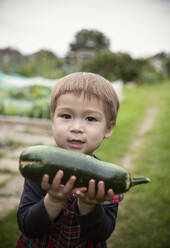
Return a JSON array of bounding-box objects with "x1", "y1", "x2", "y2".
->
[
  {"x1": 121, "y1": 107, "x2": 158, "y2": 169},
  {"x1": 107, "y1": 106, "x2": 159, "y2": 248},
  {"x1": 0, "y1": 175, "x2": 24, "y2": 217},
  {"x1": 0, "y1": 116, "x2": 54, "y2": 217},
  {"x1": 0, "y1": 107, "x2": 158, "y2": 217}
]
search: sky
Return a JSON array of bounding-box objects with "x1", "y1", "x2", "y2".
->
[{"x1": 0, "y1": 0, "x2": 170, "y2": 58}]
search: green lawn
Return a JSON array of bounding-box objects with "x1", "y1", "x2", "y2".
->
[
  {"x1": 97, "y1": 82, "x2": 162, "y2": 163},
  {"x1": 0, "y1": 81, "x2": 170, "y2": 247},
  {"x1": 107, "y1": 81, "x2": 170, "y2": 248},
  {"x1": 0, "y1": 209, "x2": 20, "y2": 247}
]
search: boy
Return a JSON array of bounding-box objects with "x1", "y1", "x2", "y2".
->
[{"x1": 16, "y1": 72, "x2": 123, "y2": 248}]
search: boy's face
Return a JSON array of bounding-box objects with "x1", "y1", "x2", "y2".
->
[{"x1": 51, "y1": 93, "x2": 114, "y2": 156}]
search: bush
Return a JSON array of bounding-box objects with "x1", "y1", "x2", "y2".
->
[{"x1": 80, "y1": 51, "x2": 154, "y2": 83}]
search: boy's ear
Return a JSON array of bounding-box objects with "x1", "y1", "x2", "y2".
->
[{"x1": 104, "y1": 121, "x2": 115, "y2": 138}]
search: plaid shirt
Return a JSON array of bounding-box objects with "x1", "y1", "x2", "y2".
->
[{"x1": 16, "y1": 193, "x2": 123, "y2": 248}]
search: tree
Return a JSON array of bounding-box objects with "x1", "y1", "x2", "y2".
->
[
  {"x1": 80, "y1": 51, "x2": 151, "y2": 83},
  {"x1": 16, "y1": 49, "x2": 64, "y2": 79},
  {"x1": 165, "y1": 57, "x2": 170, "y2": 77},
  {"x1": 69, "y1": 29, "x2": 110, "y2": 52},
  {"x1": 80, "y1": 51, "x2": 118, "y2": 81}
]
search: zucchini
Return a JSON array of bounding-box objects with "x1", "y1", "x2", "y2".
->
[{"x1": 19, "y1": 145, "x2": 150, "y2": 194}]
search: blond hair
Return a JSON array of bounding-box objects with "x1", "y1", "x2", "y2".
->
[{"x1": 51, "y1": 72, "x2": 119, "y2": 124}]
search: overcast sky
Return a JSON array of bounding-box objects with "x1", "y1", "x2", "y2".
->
[{"x1": 0, "y1": 0, "x2": 170, "y2": 58}]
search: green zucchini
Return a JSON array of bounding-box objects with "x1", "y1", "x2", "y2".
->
[{"x1": 19, "y1": 145, "x2": 150, "y2": 194}]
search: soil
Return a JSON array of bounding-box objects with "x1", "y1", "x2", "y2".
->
[{"x1": 0, "y1": 116, "x2": 54, "y2": 217}]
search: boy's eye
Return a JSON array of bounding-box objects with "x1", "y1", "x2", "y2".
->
[
  {"x1": 86, "y1": 116, "x2": 97, "y2": 122},
  {"x1": 60, "y1": 114, "x2": 71, "y2": 119}
]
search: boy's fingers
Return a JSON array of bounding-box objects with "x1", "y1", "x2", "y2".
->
[
  {"x1": 41, "y1": 174, "x2": 50, "y2": 190},
  {"x1": 105, "y1": 189, "x2": 114, "y2": 201},
  {"x1": 52, "y1": 170, "x2": 64, "y2": 189},
  {"x1": 62, "y1": 176, "x2": 77, "y2": 194},
  {"x1": 96, "y1": 181, "x2": 105, "y2": 201},
  {"x1": 88, "y1": 179, "x2": 96, "y2": 199},
  {"x1": 73, "y1": 187, "x2": 87, "y2": 194},
  {"x1": 75, "y1": 189, "x2": 86, "y2": 198}
]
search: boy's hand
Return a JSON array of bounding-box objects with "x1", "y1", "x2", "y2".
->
[
  {"x1": 42, "y1": 170, "x2": 76, "y2": 220},
  {"x1": 41, "y1": 170, "x2": 77, "y2": 203},
  {"x1": 76, "y1": 179, "x2": 114, "y2": 215},
  {"x1": 41, "y1": 170, "x2": 86, "y2": 220}
]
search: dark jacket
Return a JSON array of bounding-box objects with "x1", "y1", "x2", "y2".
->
[{"x1": 16, "y1": 179, "x2": 121, "y2": 247}]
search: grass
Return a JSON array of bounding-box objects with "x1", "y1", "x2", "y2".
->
[
  {"x1": 0, "y1": 139, "x2": 25, "y2": 149},
  {"x1": 0, "y1": 139, "x2": 28, "y2": 160},
  {"x1": 107, "y1": 81, "x2": 170, "y2": 248},
  {"x1": 96, "y1": 82, "x2": 161, "y2": 163},
  {"x1": 0, "y1": 176, "x2": 12, "y2": 188},
  {"x1": 0, "y1": 209, "x2": 20, "y2": 248},
  {"x1": 0, "y1": 168, "x2": 18, "y2": 174},
  {"x1": 0, "y1": 81, "x2": 169, "y2": 247}
]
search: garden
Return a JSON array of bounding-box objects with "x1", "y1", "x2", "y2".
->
[
  {"x1": 1, "y1": 28, "x2": 170, "y2": 247},
  {"x1": 0, "y1": 80, "x2": 170, "y2": 247}
]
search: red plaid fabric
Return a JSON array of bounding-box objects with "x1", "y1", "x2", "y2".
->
[
  {"x1": 16, "y1": 194, "x2": 123, "y2": 248},
  {"x1": 113, "y1": 194, "x2": 124, "y2": 203}
]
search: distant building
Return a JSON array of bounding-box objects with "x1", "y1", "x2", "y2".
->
[
  {"x1": 66, "y1": 50, "x2": 95, "y2": 66},
  {"x1": 149, "y1": 52, "x2": 168, "y2": 73}
]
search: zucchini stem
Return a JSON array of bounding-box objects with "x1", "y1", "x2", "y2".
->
[{"x1": 131, "y1": 177, "x2": 151, "y2": 187}]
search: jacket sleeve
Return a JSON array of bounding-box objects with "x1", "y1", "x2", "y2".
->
[
  {"x1": 17, "y1": 179, "x2": 120, "y2": 241},
  {"x1": 77, "y1": 202, "x2": 118, "y2": 242},
  {"x1": 17, "y1": 179, "x2": 53, "y2": 238}
]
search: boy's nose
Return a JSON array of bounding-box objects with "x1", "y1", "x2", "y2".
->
[{"x1": 70, "y1": 120, "x2": 84, "y2": 133}]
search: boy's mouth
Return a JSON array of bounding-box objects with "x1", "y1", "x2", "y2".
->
[
  {"x1": 67, "y1": 139, "x2": 85, "y2": 149},
  {"x1": 69, "y1": 139, "x2": 84, "y2": 144}
]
